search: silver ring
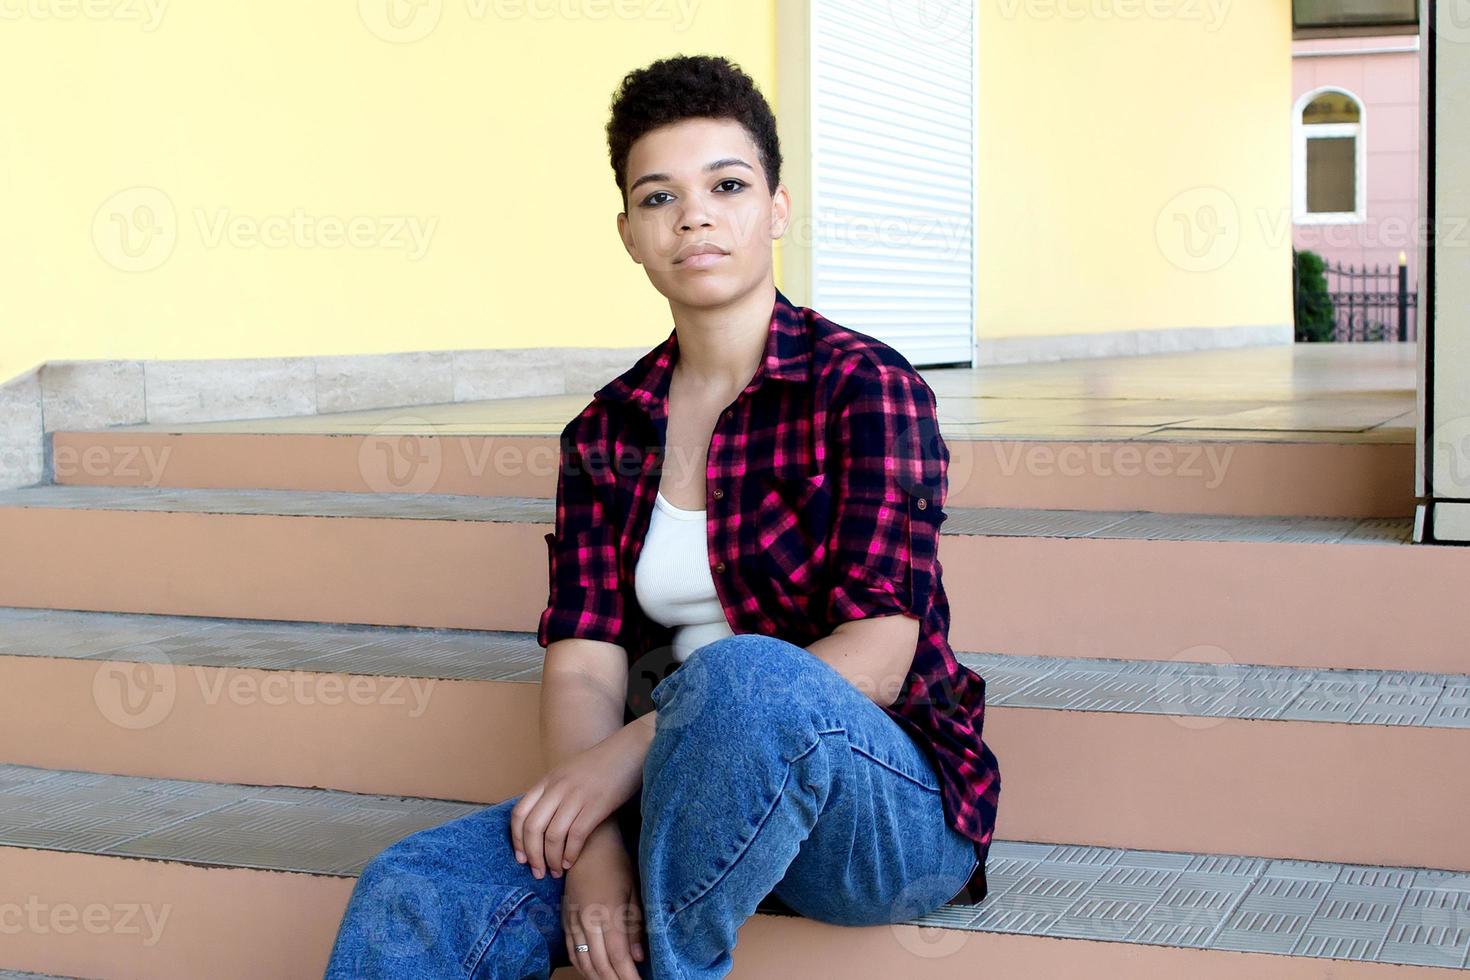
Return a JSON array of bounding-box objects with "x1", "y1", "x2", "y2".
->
[{"x1": 575, "y1": 944, "x2": 590, "y2": 953}]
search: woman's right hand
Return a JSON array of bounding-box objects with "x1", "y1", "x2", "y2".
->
[{"x1": 561, "y1": 819, "x2": 647, "y2": 980}]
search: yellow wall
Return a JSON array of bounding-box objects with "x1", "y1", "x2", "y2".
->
[
  {"x1": 1, "y1": 1, "x2": 1291, "y2": 385},
  {"x1": 977, "y1": 2, "x2": 1293, "y2": 337},
  {"x1": 0, "y1": 1, "x2": 779, "y2": 384}
]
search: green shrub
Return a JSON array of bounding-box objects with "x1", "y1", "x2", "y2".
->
[{"x1": 1293, "y1": 248, "x2": 1335, "y2": 343}]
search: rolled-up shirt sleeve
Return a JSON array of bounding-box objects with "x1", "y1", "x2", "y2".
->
[
  {"x1": 823, "y1": 361, "x2": 948, "y2": 628},
  {"x1": 536, "y1": 420, "x2": 629, "y2": 649}
]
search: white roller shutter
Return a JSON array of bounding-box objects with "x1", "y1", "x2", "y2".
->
[{"x1": 808, "y1": 0, "x2": 976, "y2": 366}]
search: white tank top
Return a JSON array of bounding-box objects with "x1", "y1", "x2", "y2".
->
[{"x1": 634, "y1": 489, "x2": 736, "y2": 663}]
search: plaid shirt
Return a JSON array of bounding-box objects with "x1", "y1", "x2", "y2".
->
[{"x1": 537, "y1": 287, "x2": 1000, "y2": 903}]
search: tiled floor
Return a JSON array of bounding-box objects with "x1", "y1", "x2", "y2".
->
[
  {"x1": 101, "y1": 345, "x2": 1418, "y2": 444},
  {"x1": 2, "y1": 606, "x2": 1466, "y2": 729},
  {"x1": 0, "y1": 485, "x2": 1418, "y2": 545},
  {"x1": 0, "y1": 761, "x2": 1465, "y2": 969}
]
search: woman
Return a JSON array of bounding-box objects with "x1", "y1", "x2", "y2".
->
[{"x1": 324, "y1": 54, "x2": 1000, "y2": 980}]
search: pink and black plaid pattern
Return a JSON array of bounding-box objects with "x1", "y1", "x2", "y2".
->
[{"x1": 537, "y1": 287, "x2": 1000, "y2": 902}]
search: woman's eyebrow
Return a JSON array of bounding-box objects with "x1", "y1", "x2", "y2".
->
[{"x1": 629, "y1": 157, "x2": 753, "y2": 194}]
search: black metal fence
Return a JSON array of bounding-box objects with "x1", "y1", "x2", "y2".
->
[{"x1": 1323, "y1": 260, "x2": 1418, "y2": 342}]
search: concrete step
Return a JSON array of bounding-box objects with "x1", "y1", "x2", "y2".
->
[
  {"x1": 0, "y1": 485, "x2": 1452, "y2": 671},
  {"x1": 2, "y1": 606, "x2": 1468, "y2": 876},
  {"x1": 50, "y1": 425, "x2": 1416, "y2": 518},
  {"x1": 0, "y1": 764, "x2": 1465, "y2": 979}
]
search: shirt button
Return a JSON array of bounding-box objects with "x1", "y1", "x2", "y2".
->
[
  {"x1": 714, "y1": 561, "x2": 726, "y2": 573},
  {"x1": 724, "y1": 409, "x2": 733, "y2": 419},
  {"x1": 916, "y1": 498, "x2": 928, "y2": 510},
  {"x1": 711, "y1": 488, "x2": 724, "y2": 500}
]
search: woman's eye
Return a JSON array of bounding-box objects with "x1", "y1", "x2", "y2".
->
[{"x1": 640, "y1": 179, "x2": 746, "y2": 208}]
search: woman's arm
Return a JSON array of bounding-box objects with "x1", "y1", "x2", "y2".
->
[
  {"x1": 514, "y1": 638, "x2": 652, "y2": 879},
  {"x1": 539, "y1": 636, "x2": 632, "y2": 771}
]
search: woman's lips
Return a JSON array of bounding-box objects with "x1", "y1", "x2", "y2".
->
[{"x1": 678, "y1": 251, "x2": 728, "y2": 269}]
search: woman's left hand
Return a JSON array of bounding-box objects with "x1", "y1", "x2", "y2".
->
[{"x1": 510, "y1": 730, "x2": 642, "y2": 880}]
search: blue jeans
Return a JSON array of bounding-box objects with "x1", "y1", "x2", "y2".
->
[{"x1": 322, "y1": 633, "x2": 980, "y2": 979}]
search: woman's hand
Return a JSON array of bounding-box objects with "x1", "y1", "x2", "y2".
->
[
  {"x1": 562, "y1": 820, "x2": 647, "y2": 980},
  {"x1": 511, "y1": 728, "x2": 643, "y2": 880}
]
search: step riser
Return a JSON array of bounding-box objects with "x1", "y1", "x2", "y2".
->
[
  {"x1": 951, "y1": 535, "x2": 1469, "y2": 673},
  {"x1": 2, "y1": 508, "x2": 1460, "y2": 673},
  {"x1": 0, "y1": 507, "x2": 544, "y2": 633},
  {"x1": 50, "y1": 431, "x2": 1416, "y2": 518},
  {"x1": 0, "y1": 657, "x2": 542, "y2": 803},
  {"x1": 1, "y1": 847, "x2": 1446, "y2": 980},
  {"x1": 0, "y1": 847, "x2": 352, "y2": 980},
  {"x1": 4, "y1": 655, "x2": 1468, "y2": 876}
]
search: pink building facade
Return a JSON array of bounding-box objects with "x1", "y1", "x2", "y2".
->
[{"x1": 1291, "y1": 34, "x2": 1422, "y2": 290}]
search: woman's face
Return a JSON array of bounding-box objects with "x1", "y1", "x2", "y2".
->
[{"x1": 618, "y1": 116, "x2": 788, "y2": 305}]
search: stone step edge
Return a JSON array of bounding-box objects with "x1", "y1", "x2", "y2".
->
[
  {"x1": 2, "y1": 606, "x2": 1466, "y2": 731},
  {"x1": 0, "y1": 485, "x2": 1415, "y2": 546}
]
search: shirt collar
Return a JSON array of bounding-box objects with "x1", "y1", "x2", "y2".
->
[{"x1": 592, "y1": 286, "x2": 812, "y2": 415}]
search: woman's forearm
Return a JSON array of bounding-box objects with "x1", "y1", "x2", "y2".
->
[
  {"x1": 541, "y1": 667, "x2": 659, "y2": 812},
  {"x1": 537, "y1": 639, "x2": 660, "y2": 787},
  {"x1": 538, "y1": 641, "x2": 632, "y2": 772}
]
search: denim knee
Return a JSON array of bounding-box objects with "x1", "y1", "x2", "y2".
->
[{"x1": 661, "y1": 634, "x2": 836, "y2": 720}]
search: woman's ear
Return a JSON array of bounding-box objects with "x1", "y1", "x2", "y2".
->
[
  {"x1": 616, "y1": 210, "x2": 643, "y2": 265},
  {"x1": 769, "y1": 184, "x2": 792, "y2": 241}
]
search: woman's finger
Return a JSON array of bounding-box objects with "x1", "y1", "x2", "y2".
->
[
  {"x1": 543, "y1": 800, "x2": 583, "y2": 878},
  {"x1": 521, "y1": 791, "x2": 555, "y2": 879},
  {"x1": 565, "y1": 912, "x2": 594, "y2": 978},
  {"x1": 560, "y1": 808, "x2": 595, "y2": 871},
  {"x1": 509, "y1": 784, "x2": 544, "y2": 866},
  {"x1": 626, "y1": 887, "x2": 647, "y2": 965},
  {"x1": 599, "y1": 901, "x2": 642, "y2": 980},
  {"x1": 583, "y1": 916, "x2": 618, "y2": 980}
]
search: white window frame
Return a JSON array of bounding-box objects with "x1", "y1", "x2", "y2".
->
[{"x1": 1293, "y1": 85, "x2": 1368, "y2": 225}]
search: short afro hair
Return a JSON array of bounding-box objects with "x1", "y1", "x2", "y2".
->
[{"x1": 606, "y1": 54, "x2": 782, "y2": 213}]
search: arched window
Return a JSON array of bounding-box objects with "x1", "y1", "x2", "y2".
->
[{"x1": 1294, "y1": 87, "x2": 1366, "y2": 223}]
